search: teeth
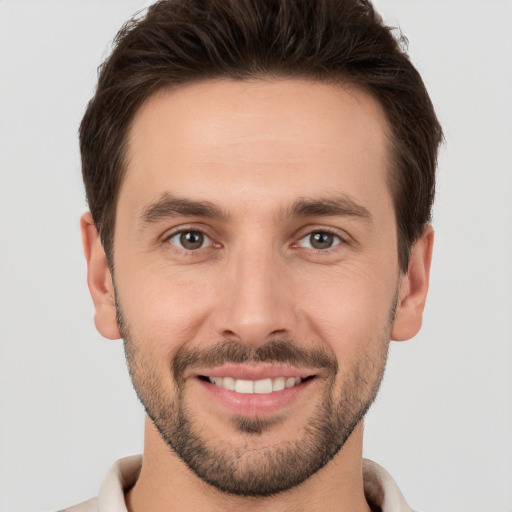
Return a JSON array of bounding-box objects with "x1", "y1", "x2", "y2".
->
[
  {"x1": 235, "y1": 379, "x2": 254, "y2": 393},
  {"x1": 207, "y1": 376, "x2": 303, "y2": 393},
  {"x1": 286, "y1": 377, "x2": 298, "y2": 388},
  {"x1": 272, "y1": 377, "x2": 286, "y2": 391},
  {"x1": 223, "y1": 376, "x2": 236, "y2": 391},
  {"x1": 254, "y1": 378, "x2": 272, "y2": 394}
]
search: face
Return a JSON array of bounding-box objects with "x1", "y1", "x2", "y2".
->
[{"x1": 83, "y1": 79, "x2": 432, "y2": 496}]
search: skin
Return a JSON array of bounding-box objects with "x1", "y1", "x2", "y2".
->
[{"x1": 81, "y1": 79, "x2": 433, "y2": 512}]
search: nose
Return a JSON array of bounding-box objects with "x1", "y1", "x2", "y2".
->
[{"x1": 213, "y1": 242, "x2": 296, "y2": 347}]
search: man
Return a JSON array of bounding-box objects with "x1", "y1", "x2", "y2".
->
[{"x1": 64, "y1": 0, "x2": 442, "y2": 510}]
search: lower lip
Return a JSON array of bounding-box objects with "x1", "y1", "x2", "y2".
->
[{"x1": 197, "y1": 378, "x2": 315, "y2": 417}]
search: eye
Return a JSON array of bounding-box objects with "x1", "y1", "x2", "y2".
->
[
  {"x1": 167, "y1": 230, "x2": 212, "y2": 250},
  {"x1": 298, "y1": 231, "x2": 342, "y2": 250}
]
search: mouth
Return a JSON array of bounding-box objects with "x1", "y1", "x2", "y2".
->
[{"x1": 192, "y1": 365, "x2": 319, "y2": 417}]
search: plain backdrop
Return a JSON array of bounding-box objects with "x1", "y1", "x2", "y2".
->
[{"x1": 0, "y1": 1, "x2": 511, "y2": 511}]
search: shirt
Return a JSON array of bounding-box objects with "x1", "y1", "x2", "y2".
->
[{"x1": 59, "y1": 456, "x2": 417, "y2": 512}]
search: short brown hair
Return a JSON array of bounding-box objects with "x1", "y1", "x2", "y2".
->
[{"x1": 80, "y1": 0, "x2": 443, "y2": 271}]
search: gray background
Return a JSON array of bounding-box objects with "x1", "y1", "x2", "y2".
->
[{"x1": 0, "y1": 1, "x2": 511, "y2": 511}]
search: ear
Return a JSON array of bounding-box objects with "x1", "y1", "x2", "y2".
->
[
  {"x1": 391, "y1": 224, "x2": 434, "y2": 341},
  {"x1": 80, "y1": 212, "x2": 121, "y2": 340}
]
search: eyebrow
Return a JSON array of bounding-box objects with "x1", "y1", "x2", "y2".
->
[
  {"x1": 138, "y1": 193, "x2": 229, "y2": 227},
  {"x1": 289, "y1": 196, "x2": 372, "y2": 222},
  {"x1": 138, "y1": 192, "x2": 371, "y2": 228}
]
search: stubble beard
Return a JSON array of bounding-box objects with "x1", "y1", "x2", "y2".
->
[{"x1": 118, "y1": 306, "x2": 393, "y2": 497}]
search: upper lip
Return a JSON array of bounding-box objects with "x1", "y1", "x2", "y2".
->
[{"x1": 191, "y1": 364, "x2": 317, "y2": 381}]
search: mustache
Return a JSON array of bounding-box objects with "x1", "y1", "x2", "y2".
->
[{"x1": 172, "y1": 339, "x2": 338, "y2": 382}]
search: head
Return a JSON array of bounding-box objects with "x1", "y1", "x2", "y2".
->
[{"x1": 80, "y1": 0, "x2": 441, "y2": 499}]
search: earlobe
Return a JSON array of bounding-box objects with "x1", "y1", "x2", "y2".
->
[
  {"x1": 80, "y1": 212, "x2": 121, "y2": 340},
  {"x1": 391, "y1": 225, "x2": 434, "y2": 342}
]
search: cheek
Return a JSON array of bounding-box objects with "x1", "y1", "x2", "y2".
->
[
  {"x1": 298, "y1": 264, "x2": 396, "y2": 356},
  {"x1": 117, "y1": 264, "x2": 218, "y2": 353},
  {"x1": 301, "y1": 275, "x2": 393, "y2": 402}
]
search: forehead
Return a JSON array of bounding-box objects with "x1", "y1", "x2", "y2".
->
[{"x1": 122, "y1": 79, "x2": 391, "y2": 217}]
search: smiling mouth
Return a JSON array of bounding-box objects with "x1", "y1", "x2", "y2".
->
[{"x1": 199, "y1": 375, "x2": 315, "y2": 394}]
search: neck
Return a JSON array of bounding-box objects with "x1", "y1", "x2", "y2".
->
[{"x1": 126, "y1": 417, "x2": 371, "y2": 512}]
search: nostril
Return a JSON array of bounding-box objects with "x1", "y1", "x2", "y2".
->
[{"x1": 269, "y1": 329, "x2": 287, "y2": 336}]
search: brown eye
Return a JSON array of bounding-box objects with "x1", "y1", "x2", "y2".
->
[
  {"x1": 168, "y1": 230, "x2": 210, "y2": 250},
  {"x1": 298, "y1": 231, "x2": 341, "y2": 250}
]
